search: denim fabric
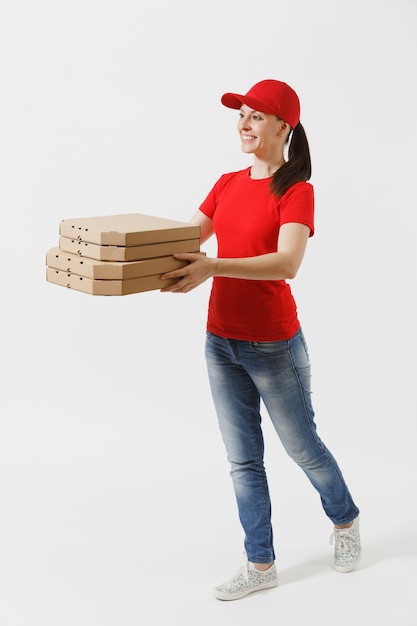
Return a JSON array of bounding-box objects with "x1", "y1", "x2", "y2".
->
[{"x1": 205, "y1": 327, "x2": 359, "y2": 563}]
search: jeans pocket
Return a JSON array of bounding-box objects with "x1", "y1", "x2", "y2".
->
[
  {"x1": 289, "y1": 337, "x2": 312, "y2": 392},
  {"x1": 249, "y1": 340, "x2": 289, "y2": 356},
  {"x1": 290, "y1": 329, "x2": 310, "y2": 369}
]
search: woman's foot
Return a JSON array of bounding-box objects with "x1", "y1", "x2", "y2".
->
[
  {"x1": 213, "y1": 559, "x2": 278, "y2": 601},
  {"x1": 331, "y1": 516, "x2": 361, "y2": 572}
]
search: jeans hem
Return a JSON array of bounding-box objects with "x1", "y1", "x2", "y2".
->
[
  {"x1": 331, "y1": 509, "x2": 360, "y2": 526},
  {"x1": 246, "y1": 555, "x2": 275, "y2": 564}
]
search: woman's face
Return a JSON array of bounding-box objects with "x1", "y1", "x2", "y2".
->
[{"x1": 237, "y1": 104, "x2": 287, "y2": 159}]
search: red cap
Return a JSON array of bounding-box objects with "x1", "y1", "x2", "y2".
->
[{"x1": 221, "y1": 79, "x2": 300, "y2": 128}]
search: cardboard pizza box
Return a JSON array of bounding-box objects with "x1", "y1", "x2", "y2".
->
[
  {"x1": 46, "y1": 247, "x2": 189, "y2": 280},
  {"x1": 59, "y1": 213, "x2": 200, "y2": 246},
  {"x1": 58, "y1": 236, "x2": 200, "y2": 262},
  {"x1": 46, "y1": 267, "x2": 180, "y2": 296}
]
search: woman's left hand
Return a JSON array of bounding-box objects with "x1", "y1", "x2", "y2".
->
[{"x1": 160, "y1": 252, "x2": 215, "y2": 293}]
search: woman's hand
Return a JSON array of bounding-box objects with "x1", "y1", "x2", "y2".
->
[
  {"x1": 160, "y1": 222, "x2": 311, "y2": 292},
  {"x1": 160, "y1": 252, "x2": 216, "y2": 293}
]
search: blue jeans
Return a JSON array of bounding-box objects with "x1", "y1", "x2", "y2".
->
[{"x1": 205, "y1": 328, "x2": 359, "y2": 564}]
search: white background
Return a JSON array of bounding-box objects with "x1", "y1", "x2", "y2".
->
[{"x1": 1, "y1": 0, "x2": 416, "y2": 624}]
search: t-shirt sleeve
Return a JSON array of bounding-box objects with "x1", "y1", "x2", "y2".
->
[
  {"x1": 198, "y1": 173, "x2": 234, "y2": 219},
  {"x1": 198, "y1": 176, "x2": 224, "y2": 219},
  {"x1": 198, "y1": 188, "x2": 216, "y2": 218},
  {"x1": 280, "y1": 182, "x2": 315, "y2": 237}
]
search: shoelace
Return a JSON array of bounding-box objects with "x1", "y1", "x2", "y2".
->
[
  {"x1": 232, "y1": 561, "x2": 249, "y2": 583},
  {"x1": 330, "y1": 527, "x2": 352, "y2": 553},
  {"x1": 229, "y1": 552, "x2": 249, "y2": 583}
]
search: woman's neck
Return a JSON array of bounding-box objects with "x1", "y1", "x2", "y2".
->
[{"x1": 250, "y1": 157, "x2": 286, "y2": 180}]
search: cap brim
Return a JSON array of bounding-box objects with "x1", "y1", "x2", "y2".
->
[
  {"x1": 221, "y1": 92, "x2": 277, "y2": 116},
  {"x1": 221, "y1": 92, "x2": 244, "y2": 109}
]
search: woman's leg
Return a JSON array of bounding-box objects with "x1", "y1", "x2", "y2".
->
[
  {"x1": 205, "y1": 331, "x2": 275, "y2": 564},
  {"x1": 240, "y1": 328, "x2": 359, "y2": 526},
  {"x1": 241, "y1": 329, "x2": 359, "y2": 525}
]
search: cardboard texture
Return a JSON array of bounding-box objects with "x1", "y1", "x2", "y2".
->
[
  {"x1": 46, "y1": 247, "x2": 189, "y2": 280},
  {"x1": 58, "y1": 236, "x2": 200, "y2": 262},
  {"x1": 46, "y1": 267, "x2": 180, "y2": 295},
  {"x1": 59, "y1": 213, "x2": 200, "y2": 246},
  {"x1": 46, "y1": 212, "x2": 202, "y2": 296}
]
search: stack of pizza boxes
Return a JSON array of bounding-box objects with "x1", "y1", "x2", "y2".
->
[{"x1": 46, "y1": 213, "x2": 201, "y2": 295}]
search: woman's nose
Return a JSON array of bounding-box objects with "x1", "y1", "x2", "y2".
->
[{"x1": 238, "y1": 115, "x2": 251, "y2": 130}]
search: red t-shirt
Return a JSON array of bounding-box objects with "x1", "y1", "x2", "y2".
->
[{"x1": 199, "y1": 167, "x2": 315, "y2": 341}]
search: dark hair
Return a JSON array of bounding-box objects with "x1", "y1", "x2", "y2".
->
[{"x1": 270, "y1": 122, "x2": 312, "y2": 198}]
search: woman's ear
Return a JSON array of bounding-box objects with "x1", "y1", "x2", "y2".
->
[{"x1": 278, "y1": 121, "x2": 291, "y2": 137}]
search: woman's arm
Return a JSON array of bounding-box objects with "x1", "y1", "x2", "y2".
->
[
  {"x1": 160, "y1": 222, "x2": 310, "y2": 293},
  {"x1": 188, "y1": 209, "x2": 214, "y2": 244},
  {"x1": 214, "y1": 222, "x2": 310, "y2": 280}
]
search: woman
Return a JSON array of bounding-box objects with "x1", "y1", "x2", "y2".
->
[{"x1": 161, "y1": 79, "x2": 361, "y2": 601}]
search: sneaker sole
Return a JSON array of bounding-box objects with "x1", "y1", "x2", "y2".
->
[
  {"x1": 335, "y1": 554, "x2": 361, "y2": 573},
  {"x1": 213, "y1": 578, "x2": 278, "y2": 601}
]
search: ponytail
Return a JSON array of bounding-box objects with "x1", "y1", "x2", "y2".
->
[{"x1": 270, "y1": 122, "x2": 312, "y2": 198}]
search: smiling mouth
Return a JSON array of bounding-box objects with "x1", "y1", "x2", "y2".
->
[{"x1": 241, "y1": 134, "x2": 256, "y2": 142}]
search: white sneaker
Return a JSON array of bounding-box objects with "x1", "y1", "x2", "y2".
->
[
  {"x1": 213, "y1": 559, "x2": 278, "y2": 601},
  {"x1": 330, "y1": 516, "x2": 361, "y2": 572}
]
